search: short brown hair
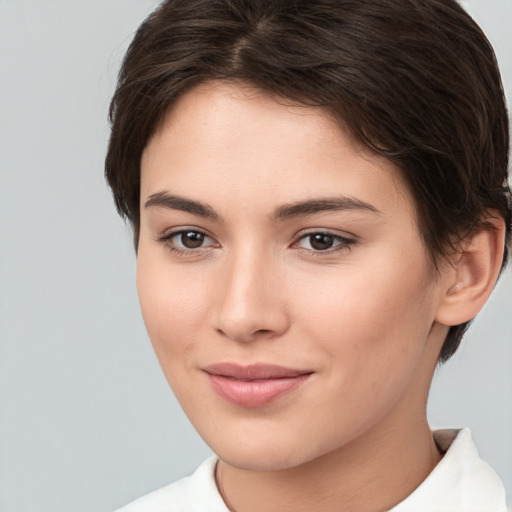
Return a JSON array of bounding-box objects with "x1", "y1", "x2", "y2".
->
[{"x1": 105, "y1": 0, "x2": 511, "y2": 362}]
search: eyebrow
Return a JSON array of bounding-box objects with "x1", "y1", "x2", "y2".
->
[
  {"x1": 272, "y1": 197, "x2": 381, "y2": 220},
  {"x1": 145, "y1": 192, "x2": 220, "y2": 221},
  {"x1": 144, "y1": 192, "x2": 380, "y2": 222}
]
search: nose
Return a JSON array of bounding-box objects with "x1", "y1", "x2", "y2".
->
[{"x1": 212, "y1": 250, "x2": 290, "y2": 343}]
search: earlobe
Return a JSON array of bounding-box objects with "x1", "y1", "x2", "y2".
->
[{"x1": 435, "y1": 216, "x2": 506, "y2": 327}]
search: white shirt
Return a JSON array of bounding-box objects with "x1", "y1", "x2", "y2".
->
[{"x1": 114, "y1": 428, "x2": 508, "y2": 512}]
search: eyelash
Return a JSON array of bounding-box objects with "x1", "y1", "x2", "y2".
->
[
  {"x1": 158, "y1": 229, "x2": 216, "y2": 256},
  {"x1": 293, "y1": 231, "x2": 357, "y2": 255},
  {"x1": 157, "y1": 229, "x2": 357, "y2": 256}
]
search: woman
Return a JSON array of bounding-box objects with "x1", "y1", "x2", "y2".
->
[{"x1": 106, "y1": 0, "x2": 511, "y2": 510}]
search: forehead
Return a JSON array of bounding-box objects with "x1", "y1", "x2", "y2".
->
[{"x1": 141, "y1": 81, "x2": 414, "y2": 223}]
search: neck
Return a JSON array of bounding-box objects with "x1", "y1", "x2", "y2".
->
[{"x1": 216, "y1": 413, "x2": 441, "y2": 512}]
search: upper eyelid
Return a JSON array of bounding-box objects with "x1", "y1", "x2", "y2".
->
[
  {"x1": 295, "y1": 233, "x2": 355, "y2": 244},
  {"x1": 160, "y1": 226, "x2": 212, "y2": 239},
  {"x1": 294, "y1": 228, "x2": 357, "y2": 241},
  {"x1": 157, "y1": 228, "x2": 217, "y2": 248}
]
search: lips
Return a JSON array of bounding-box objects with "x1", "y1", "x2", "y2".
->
[{"x1": 203, "y1": 363, "x2": 312, "y2": 408}]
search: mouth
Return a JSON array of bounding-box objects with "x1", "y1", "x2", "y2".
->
[{"x1": 202, "y1": 363, "x2": 313, "y2": 408}]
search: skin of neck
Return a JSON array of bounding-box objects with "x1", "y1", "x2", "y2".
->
[{"x1": 215, "y1": 322, "x2": 447, "y2": 512}]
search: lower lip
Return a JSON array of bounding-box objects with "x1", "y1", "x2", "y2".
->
[{"x1": 206, "y1": 373, "x2": 311, "y2": 408}]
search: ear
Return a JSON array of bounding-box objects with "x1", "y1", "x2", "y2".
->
[{"x1": 435, "y1": 215, "x2": 506, "y2": 327}]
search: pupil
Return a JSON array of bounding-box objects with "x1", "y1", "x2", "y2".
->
[
  {"x1": 310, "y1": 234, "x2": 333, "y2": 250},
  {"x1": 181, "y1": 231, "x2": 204, "y2": 248}
]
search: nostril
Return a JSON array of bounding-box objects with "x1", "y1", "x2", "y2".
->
[
  {"x1": 215, "y1": 326, "x2": 280, "y2": 343},
  {"x1": 255, "y1": 329, "x2": 272, "y2": 335}
]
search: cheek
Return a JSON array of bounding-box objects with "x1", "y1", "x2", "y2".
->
[
  {"x1": 294, "y1": 258, "x2": 435, "y2": 374},
  {"x1": 287, "y1": 264, "x2": 436, "y2": 443},
  {"x1": 136, "y1": 254, "x2": 208, "y2": 360},
  {"x1": 136, "y1": 257, "x2": 216, "y2": 412}
]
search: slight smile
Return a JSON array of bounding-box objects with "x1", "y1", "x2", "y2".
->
[{"x1": 203, "y1": 363, "x2": 313, "y2": 408}]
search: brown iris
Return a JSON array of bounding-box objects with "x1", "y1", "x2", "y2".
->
[
  {"x1": 180, "y1": 231, "x2": 205, "y2": 249},
  {"x1": 309, "y1": 234, "x2": 335, "y2": 251}
]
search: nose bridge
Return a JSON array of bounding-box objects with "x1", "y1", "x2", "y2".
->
[{"x1": 214, "y1": 244, "x2": 288, "y2": 342}]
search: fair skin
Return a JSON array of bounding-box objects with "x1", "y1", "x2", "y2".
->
[{"x1": 136, "y1": 81, "x2": 504, "y2": 512}]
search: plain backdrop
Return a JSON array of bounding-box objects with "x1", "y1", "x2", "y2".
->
[{"x1": 1, "y1": 1, "x2": 511, "y2": 511}]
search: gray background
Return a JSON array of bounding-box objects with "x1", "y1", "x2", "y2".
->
[{"x1": 1, "y1": 1, "x2": 511, "y2": 511}]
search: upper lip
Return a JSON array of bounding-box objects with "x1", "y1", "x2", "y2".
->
[{"x1": 203, "y1": 363, "x2": 312, "y2": 380}]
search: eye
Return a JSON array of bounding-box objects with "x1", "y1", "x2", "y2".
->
[
  {"x1": 295, "y1": 232, "x2": 355, "y2": 252},
  {"x1": 174, "y1": 230, "x2": 208, "y2": 249},
  {"x1": 159, "y1": 229, "x2": 217, "y2": 253}
]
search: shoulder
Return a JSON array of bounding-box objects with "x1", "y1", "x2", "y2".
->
[{"x1": 114, "y1": 456, "x2": 229, "y2": 512}]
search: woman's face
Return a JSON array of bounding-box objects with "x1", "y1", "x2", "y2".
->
[{"x1": 137, "y1": 81, "x2": 449, "y2": 471}]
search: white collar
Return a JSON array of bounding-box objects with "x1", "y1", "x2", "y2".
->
[
  {"x1": 391, "y1": 428, "x2": 508, "y2": 511},
  {"x1": 115, "y1": 428, "x2": 508, "y2": 511}
]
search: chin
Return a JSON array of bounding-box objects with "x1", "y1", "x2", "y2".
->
[
  {"x1": 216, "y1": 446, "x2": 309, "y2": 472},
  {"x1": 200, "y1": 421, "x2": 341, "y2": 473},
  {"x1": 197, "y1": 425, "x2": 302, "y2": 471}
]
